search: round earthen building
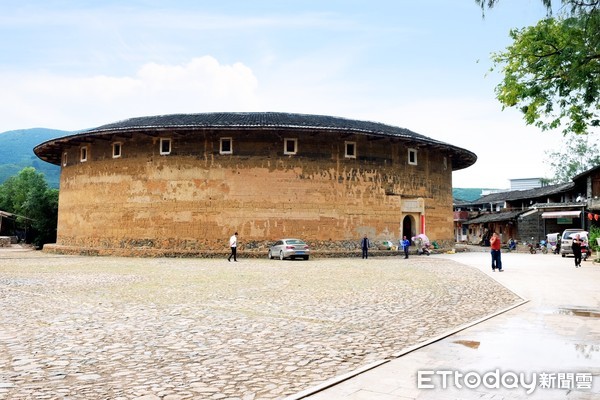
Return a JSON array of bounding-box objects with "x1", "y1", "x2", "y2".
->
[{"x1": 34, "y1": 112, "x2": 476, "y2": 256}]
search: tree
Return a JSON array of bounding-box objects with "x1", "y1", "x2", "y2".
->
[
  {"x1": 476, "y1": 0, "x2": 600, "y2": 135},
  {"x1": 589, "y1": 224, "x2": 600, "y2": 261},
  {"x1": 476, "y1": 0, "x2": 598, "y2": 16},
  {"x1": 0, "y1": 167, "x2": 58, "y2": 246},
  {"x1": 545, "y1": 134, "x2": 600, "y2": 183}
]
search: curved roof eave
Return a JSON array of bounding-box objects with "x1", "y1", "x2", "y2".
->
[{"x1": 33, "y1": 112, "x2": 477, "y2": 170}]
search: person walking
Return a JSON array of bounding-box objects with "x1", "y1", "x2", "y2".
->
[
  {"x1": 572, "y1": 234, "x2": 582, "y2": 268},
  {"x1": 401, "y1": 236, "x2": 410, "y2": 259},
  {"x1": 490, "y1": 232, "x2": 503, "y2": 272},
  {"x1": 360, "y1": 235, "x2": 370, "y2": 259},
  {"x1": 228, "y1": 232, "x2": 238, "y2": 262}
]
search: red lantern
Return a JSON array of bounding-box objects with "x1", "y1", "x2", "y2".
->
[
  {"x1": 596, "y1": 214, "x2": 599, "y2": 221},
  {"x1": 589, "y1": 213, "x2": 594, "y2": 220}
]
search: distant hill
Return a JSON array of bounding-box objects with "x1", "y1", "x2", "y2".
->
[
  {"x1": 0, "y1": 128, "x2": 69, "y2": 189},
  {"x1": 453, "y1": 188, "x2": 486, "y2": 203}
]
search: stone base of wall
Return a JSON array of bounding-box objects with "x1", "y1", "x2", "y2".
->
[
  {"x1": 42, "y1": 243, "x2": 451, "y2": 258},
  {"x1": 0, "y1": 237, "x2": 11, "y2": 247}
]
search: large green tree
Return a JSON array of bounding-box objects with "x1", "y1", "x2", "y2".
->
[
  {"x1": 546, "y1": 134, "x2": 600, "y2": 183},
  {"x1": 476, "y1": 0, "x2": 600, "y2": 135},
  {"x1": 0, "y1": 167, "x2": 58, "y2": 246}
]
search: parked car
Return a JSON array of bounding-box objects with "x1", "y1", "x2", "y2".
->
[
  {"x1": 560, "y1": 229, "x2": 587, "y2": 257},
  {"x1": 268, "y1": 238, "x2": 310, "y2": 260}
]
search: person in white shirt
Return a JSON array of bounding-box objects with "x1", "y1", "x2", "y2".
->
[{"x1": 228, "y1": 232, "x2": 238, "y2": 262}]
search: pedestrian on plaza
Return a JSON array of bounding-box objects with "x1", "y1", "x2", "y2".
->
[
  {"x1": 400, "y1": 236, "x2": 410, "y2": 259},
  {"x1": 228, "y1": 232, "x2": 238, "y2": 262},
  {"x1": 360, "y1": 235, "x2": 370, "y2": 259},
  {"x1": 572, "y1": 234, "x2": 582, "y2": 268},
  {"x1": 490, "y1": 232, "x2": 503, "y2": 272}
]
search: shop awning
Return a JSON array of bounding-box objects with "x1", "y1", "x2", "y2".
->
[{"x1": 541, "y1": 211, "x2": 581, "y2": 219}]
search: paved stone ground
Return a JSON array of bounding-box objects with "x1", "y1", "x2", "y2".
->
[{"x1": 0, "y1": 251, "x2": 522, "y2": 400}]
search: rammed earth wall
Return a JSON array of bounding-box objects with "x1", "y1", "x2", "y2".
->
[{"x1": 35, "y1": 113, "x2": 474, "y2": 257}]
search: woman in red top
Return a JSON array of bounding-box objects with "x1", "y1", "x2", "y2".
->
[{"x1": 490, "y1": 232, "x2": 503, "y2": 272}]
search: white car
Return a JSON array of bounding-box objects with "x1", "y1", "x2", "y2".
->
[
  {"x1": 560, "y1": 229, "x2": 587, "y2": 257},
  {"x1": 268, "y1": 238, "x2": 310, "y2": 260}
]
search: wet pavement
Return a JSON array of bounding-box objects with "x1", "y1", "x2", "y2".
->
[
  {"x1": 0, "y1": 249, "x2": 522, "y2": 399},
  {"x1": 300, "y1": 251, "x2": 600, "y2": 400}
]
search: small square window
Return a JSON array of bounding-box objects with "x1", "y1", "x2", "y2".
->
[
  {"x1": 112, "y1": 142, "x2": 122, "y2": 158},
  {"x1": 408, "y1": 148, "x2": 418, "y2": 165},
  {"x1": 220, "y1": 137, "x2": 233, "y2": 154},
  {"x1": 62, "y1": 152, "x2": 68, "y2": 167},
  {"x1": 80, "y1": 146, "x2": 88, "y2": 162},
  {"x1": 160, "y1": 138, "x2": 171, "y2": 155},
  {"x1": 345, "y1": 141, "x2": 356, "y2": 159},
  {"x1": 284, "y1": 138, "x2": 297, "y2": 155}
]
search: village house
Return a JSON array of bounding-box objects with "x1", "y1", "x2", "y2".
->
[
  {"x1": 0, "y1": 210, "x2": 18, "y2": 247},
  {"x1": 454, "y1": 165, "x2": 600, "y2": 245}
]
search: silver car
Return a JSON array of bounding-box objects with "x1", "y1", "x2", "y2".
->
[
  {"x1": 268, "y1": 238, "x2": 310, "y2": 260},
  {"x1": 560, "y1": 229, "x2": 587, "y2": 257}
]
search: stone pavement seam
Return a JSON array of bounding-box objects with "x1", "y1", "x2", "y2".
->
[{"x1": 286, "y1": 298, "x2": 530, "y2": 400}]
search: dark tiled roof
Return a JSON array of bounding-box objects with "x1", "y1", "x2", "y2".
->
[
  {"x1": 572, "y1": 164, "x2": 600, "y2": 181},
  {"x1": 467, "y1": 210, "x2": 526, "y2": 224},
  {"x1": 33, "y1": 112, "x2": 477, "y2": 169},
  {"x1": 531, "y1": 202, "x2": 585, "y2": 209},
  {"x1": 453, "y1": 199, "x2": 473, "y2": 207},
  {"x1": 472, "y1": 182, "x2": 575, "y2": 204}
]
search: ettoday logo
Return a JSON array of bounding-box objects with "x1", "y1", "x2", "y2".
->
[{"x1": 417, "y1": 370, "x2": 593, "y2": 394}]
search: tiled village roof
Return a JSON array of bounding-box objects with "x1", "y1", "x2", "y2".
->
[
  {"x1": 469, "y1": 182, "x2": 575, "y2": 204},
  {"x1": 573, "y1": 164, "x2": 600, "y2": 181},
  {"x1": 531, "y1": 201, "x2": 585, "y2": 209},
  {"x1": 467, "y1": 210, "x2": 526, "y2": 224},
  {"x1": 34, "y1": 112, "x2": 477, "y2": 170}
]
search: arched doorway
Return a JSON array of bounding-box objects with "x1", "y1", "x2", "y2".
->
[{"x1": 402, "y1": 215, "x2": 415, "y2": 244}]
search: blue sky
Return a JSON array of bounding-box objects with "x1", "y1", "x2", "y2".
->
[{"x1": 0, "y1": 0, "x2": 577, "y2": 188}]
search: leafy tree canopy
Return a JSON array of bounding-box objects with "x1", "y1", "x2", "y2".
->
[
  {"x1": 0, "y1": 167, "x2": 58, "y2": 246},
  {"x1": 476, "y1": 0, "x2": 600, "y2": 135},
  {"x1": 545, "y1": 133, "x2": 600, "y2": 183},
  {"x1": 476, "y1": 0, "x2": 597, "y2": 16}
]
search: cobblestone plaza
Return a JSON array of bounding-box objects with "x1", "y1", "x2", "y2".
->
[{"x1": 0, "y1": 251, "x2": 522, "y2": 399}]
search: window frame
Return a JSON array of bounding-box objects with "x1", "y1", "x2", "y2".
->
[
  {"x1": 112, "y1": 142, "x2": 122, "y2": 159},
  {"x1": 408, "y1": 148, "x2": 418, "y2": 165},
  {"x1": 159, "y1": 138, "x2": 171, "y2": 155},
  {"x1": 62, "y1": 152, "x2": 68, "y2": 167},
  {"x1": 80, "y1": 146, "x2": 88, "y2": 162},
  {"x1": 220, "y1": 137, "x2": 233, "y2": 155},
  {"x1": 345, "y1": 141, "x2": 356, "y2": 159},
  {"x1": 284, "y1": 138, "x2": 298, "y2": 155}
]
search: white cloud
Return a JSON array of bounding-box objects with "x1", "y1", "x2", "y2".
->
[
  {"x1": 362, "y1": 97, "x2": 566, "y2": 189},
  {"x1": 0, "y1": 53, "x2": 570, "y2": 190},
  {"x1": 0, "y1": 56, "x2": 259, "y2": 131}
]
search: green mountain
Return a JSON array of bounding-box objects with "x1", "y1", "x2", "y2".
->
[
  {"x1": 453, "y1": 188, "x2": 486, "y2": 203},
  {"x1": 0, "y1": 128, "x2": 69, "y2": 189}
]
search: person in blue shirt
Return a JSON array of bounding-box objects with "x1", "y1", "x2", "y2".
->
[{"x1": 400, "y1": 236, "x2": 410, "y2": 259}]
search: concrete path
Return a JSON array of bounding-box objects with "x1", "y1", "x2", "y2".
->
[{"x1": 298, "y1": 251, "x2": 600, "y2": 399}]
